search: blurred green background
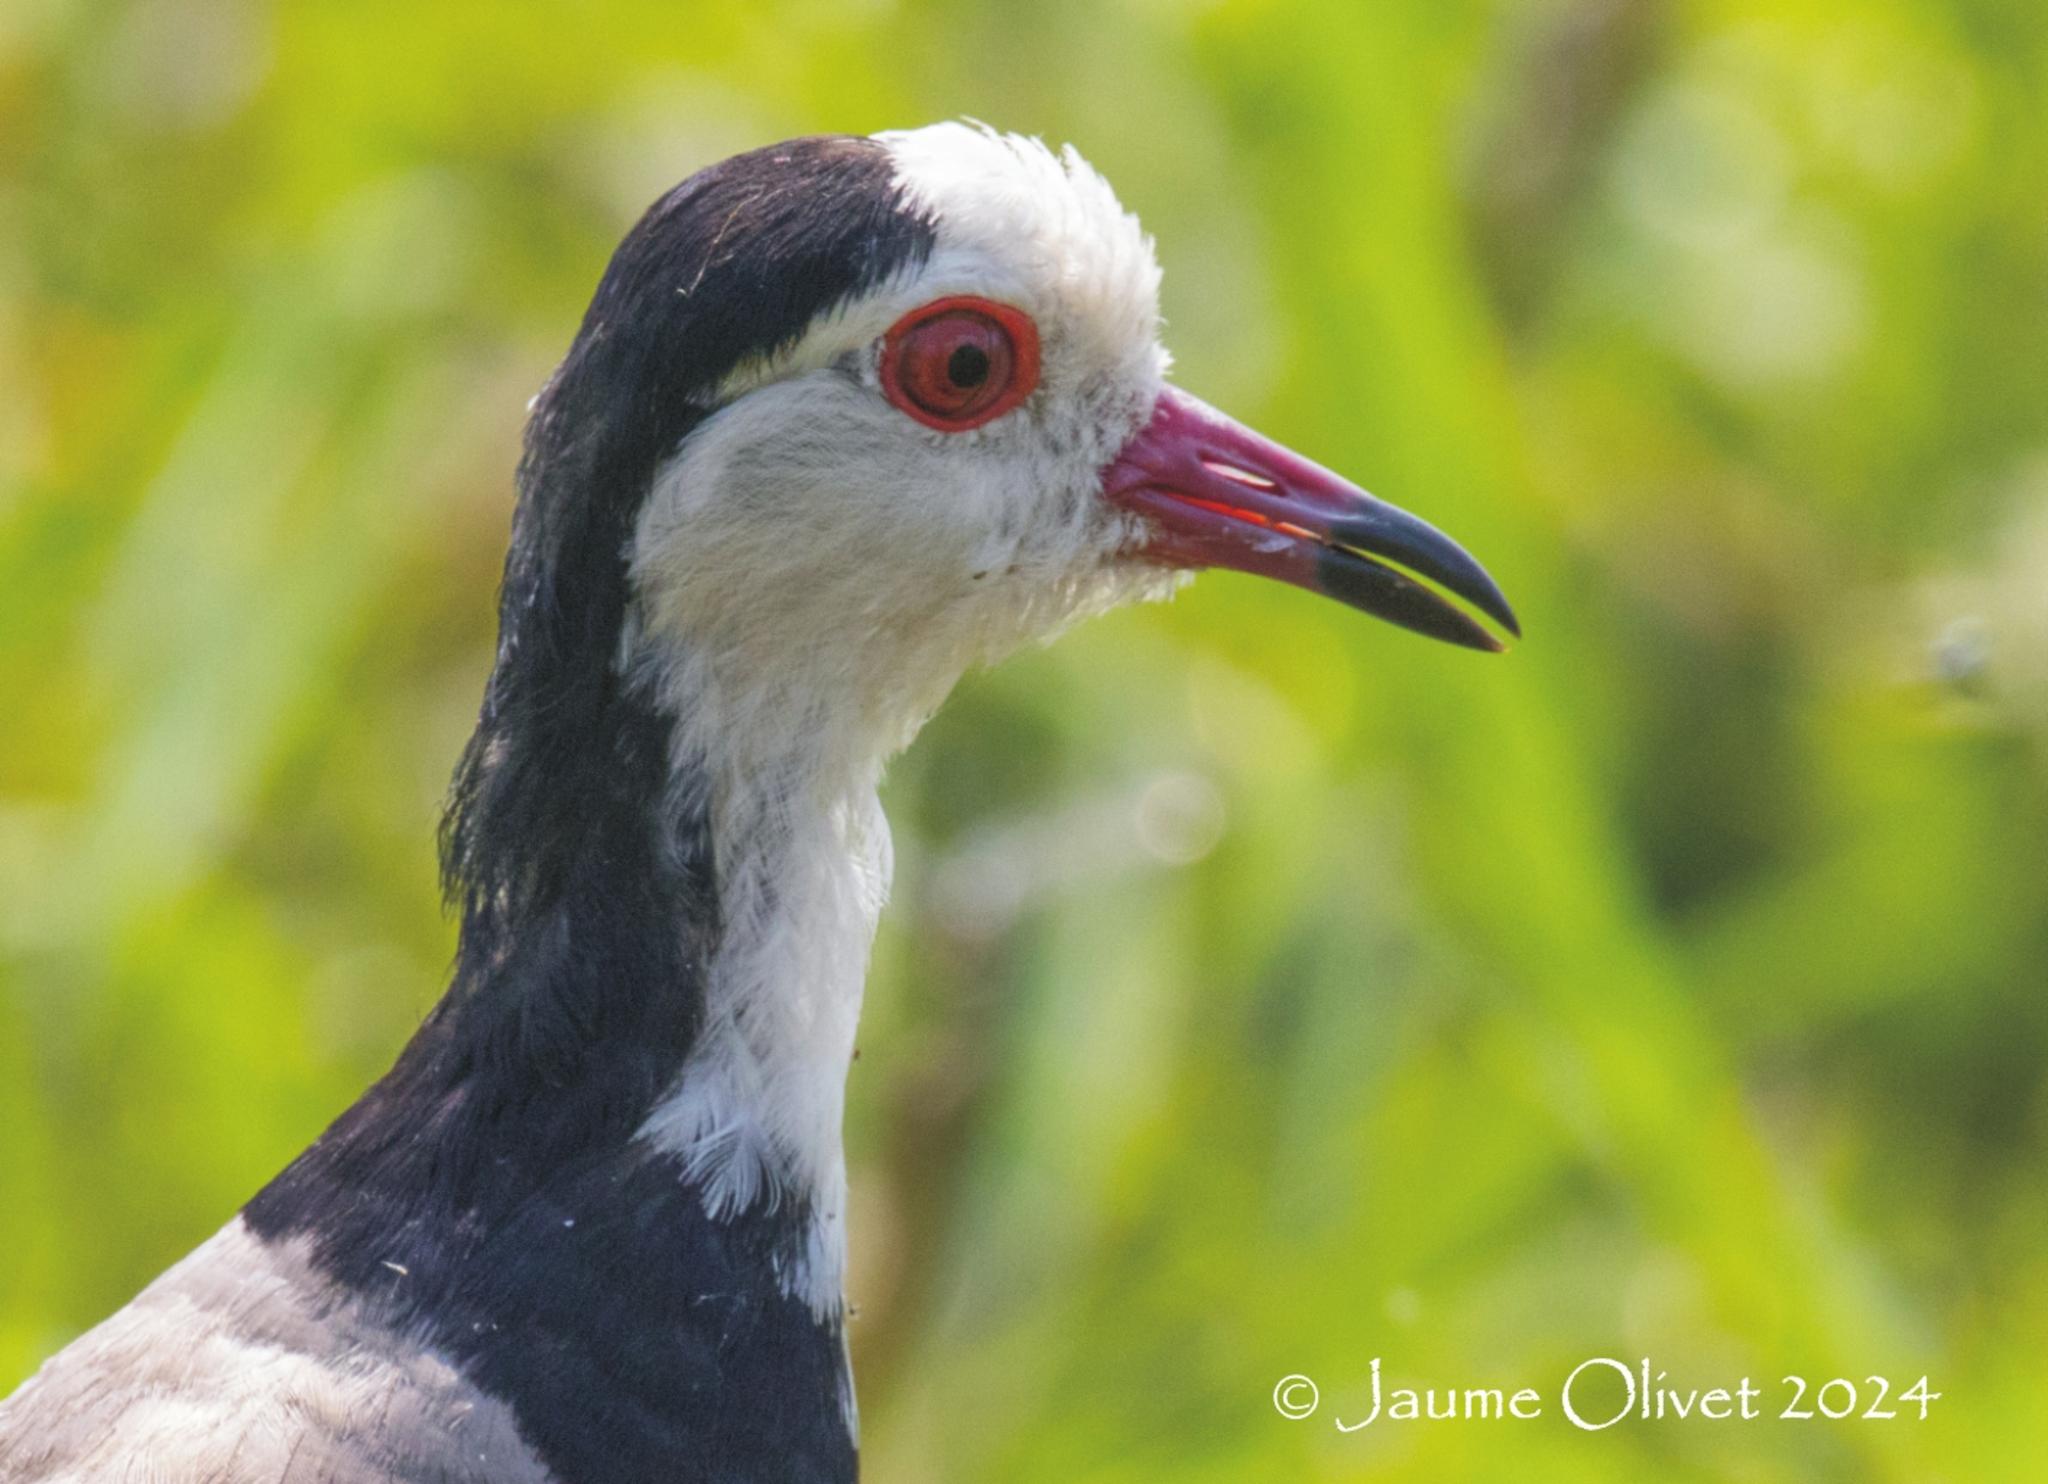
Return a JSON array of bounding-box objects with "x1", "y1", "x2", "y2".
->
[{"x1": 3, "y1": 0, "x2": 2045, "y2": 1478}]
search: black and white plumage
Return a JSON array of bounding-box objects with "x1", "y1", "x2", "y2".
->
[{"x1": 0, "y1": 124, "x2": 1515, "y2": 1482}]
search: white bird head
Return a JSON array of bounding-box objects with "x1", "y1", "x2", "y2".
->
[{"x1": 541, "y1": 123, "x2": 1518, "y2": 781}]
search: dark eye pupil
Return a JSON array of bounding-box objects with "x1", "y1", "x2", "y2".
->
[{"x1": 947, "y1": 343, "x2": 991, "y2": 388}]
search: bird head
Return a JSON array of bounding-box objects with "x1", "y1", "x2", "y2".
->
[{"x1": 475, "y1": 123, "x2": 1515, "y2": 859}]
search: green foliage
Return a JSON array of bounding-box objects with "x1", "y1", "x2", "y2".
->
[{"x1": 3, "y1": 0, "x2": 2044, "y2": 1476}]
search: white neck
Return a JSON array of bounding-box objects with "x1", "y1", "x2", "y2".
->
[{"x1": 631, "y1": 627, "x2": 911, "y2": 1319}]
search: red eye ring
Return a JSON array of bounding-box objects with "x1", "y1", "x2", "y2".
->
[{"x1": 880, "y1": 296, "x2": 1040, "y2": 431}]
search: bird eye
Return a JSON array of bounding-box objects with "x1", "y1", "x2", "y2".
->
[{"x1": 880, "y1": 296, "x2": 1040, "y2": 431}]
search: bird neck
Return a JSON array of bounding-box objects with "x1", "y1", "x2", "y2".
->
[
  {"x1": 240, "y1": 662, "x2": 872, "y2": 1470},
  {"x1": 249, "y1": 631, "x2": 908, "y2": 1313}
]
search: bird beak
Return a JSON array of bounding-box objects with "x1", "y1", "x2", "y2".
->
[{"x1": 1102, "y1": 386, "x2": 1519, "y2": 651}]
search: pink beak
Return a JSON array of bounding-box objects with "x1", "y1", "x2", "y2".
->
[{"x1": 1102, "y1": 387, "x2": 1519, "y2": 652}]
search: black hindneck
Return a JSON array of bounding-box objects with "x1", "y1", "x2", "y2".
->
[{"x1": 242, "y1": 687, "x2": 858, "y2": 1484}]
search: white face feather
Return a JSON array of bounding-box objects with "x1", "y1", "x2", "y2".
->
[{"x1": 629, "y1": 125, "x2": 1184, "y2": 1318}]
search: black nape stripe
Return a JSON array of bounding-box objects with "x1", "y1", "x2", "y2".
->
[{"x1": 243, "y1": 136, "x2": 937, "y2": 1483}]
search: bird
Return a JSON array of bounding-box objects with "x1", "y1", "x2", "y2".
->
[{"x1": 0, "y1": 123, "x2": 1516, "y2": 1483}]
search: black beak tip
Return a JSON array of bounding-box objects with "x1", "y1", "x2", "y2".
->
[
  {"x1": 1450, "y1": 569, "x2": 1520, "y2": 643},
  {"x1": 1490, "y1": 590, "x2": 1523, "y2": 641},
  {"x1": 1326, "y1": 513, "x2": 1519, "y2": 647},
  {"x1": 1317, "y1": 547, "x2": 1514, "y2": 653}
]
